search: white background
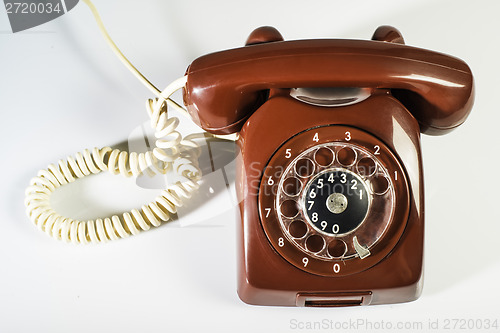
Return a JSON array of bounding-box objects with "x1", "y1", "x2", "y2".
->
[{"x1": 1, "y1": 0, "x2": 499, "y2": 332}]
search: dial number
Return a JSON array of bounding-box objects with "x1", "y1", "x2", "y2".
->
[
  {"x1": 311, "y1": 212, "x2": 318, "y2": 222},
  {"x1": 320, "y1": 221, "x2": 327, "y2": 230},
  {"x1": 345, "y1": 131, "x2": 351, "y2": 141},
  {"x1": 328, "y1": 173, "x2": 334, "y2": 183},
  {"x1": 340, "y1": 173, "x2": 347, "y2": 183},
  {"x1": 302, "y1": 257, "x2": 309, "y2": 267}
]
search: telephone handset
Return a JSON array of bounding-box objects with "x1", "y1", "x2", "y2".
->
[
  {"x1": 24, "y1": 10, "x2": 474, "y2": 308},
  {"x1": 182, "y1": 26, "x2": 474, "y2": 306},
  {"x1": 184, "y1": 26, "x2": 473, "y2": 136}
]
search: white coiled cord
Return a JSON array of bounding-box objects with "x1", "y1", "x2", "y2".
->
[
  {"x1": 23, "y1": 0, "x2": 234, "y2": 244},
  {"x1": 24, "y1": 76, "x2": 204, "y2": 244}
]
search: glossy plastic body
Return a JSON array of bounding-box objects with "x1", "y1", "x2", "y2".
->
[
  {"x1": 236, "y1": 93, "x2": 424, "y2": 306},
  {"x1": 182, "y1": 26, "x2": 474, "y2": 306}
]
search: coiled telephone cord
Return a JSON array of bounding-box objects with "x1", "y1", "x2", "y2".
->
[
  {"x1": 24, "y1": 77, "x2": 204, "y2": 244},
  {"x1": 23, "y1": 0, "x2": 221, "y2": 244}
]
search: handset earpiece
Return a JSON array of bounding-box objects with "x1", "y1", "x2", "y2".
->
[
  {"x1": 371, "y1": 25, "x2": 474, "y2": 135},
  {"x1": 183, "y1": 26, "x2": 284, "y2": 134}
]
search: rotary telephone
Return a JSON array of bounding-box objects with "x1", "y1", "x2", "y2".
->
[
  {"x1": 184, "y1": 26, "x2": 473, "y2": 306},
  {"x1": 24, "y1": 1, "x2": 474, "y2": 307}
]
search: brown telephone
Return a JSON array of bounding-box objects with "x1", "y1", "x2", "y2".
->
[
  {"x1": 183, "y1": 25, "x2": 474, "y2": 306},
  {"x1": 24, "y1": 17, "x2": 474, "y2": 307}
]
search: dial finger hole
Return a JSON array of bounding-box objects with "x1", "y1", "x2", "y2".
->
[
  {"x1": 337, "y1": 147, "x2": 356, "y2": 166},
  {"x1": 282, "y1": 177, "x2": 302, "y2": 196},
  {"x1": 327, "y1": 239, "x2": 347, "y2": 258},
  {"x1": 371, "y1": 175, "x2": 390, "y2": 195},
  {"x1": 305, "y1": 234, "x2": 325, "y2": 253},
  {"x1": 357, "y1": 157, "x2": 377, "y2": 177},
  {"x1": 295, "y1": 158, "x2": 315, "y2": 178},
  {"x1": 288, "y1": 220, "x2": 308, "y2": 238},
  {"x1": 280, "y1": 199, "x2": 299, "y2": 218},
  {"x1": 314, "y1": 147, "x2": 334, "y2": 167}
]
